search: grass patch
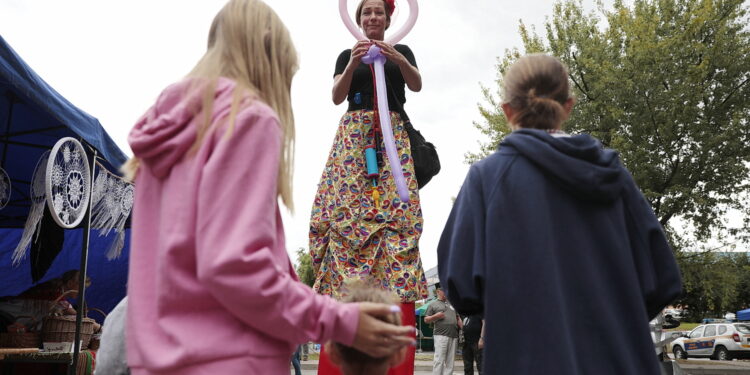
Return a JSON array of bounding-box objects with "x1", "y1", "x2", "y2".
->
[{"x1": 302, "y1": 353, "x2": 320, "y2": 361}]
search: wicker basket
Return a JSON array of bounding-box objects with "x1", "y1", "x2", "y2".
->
[
  {"x1": 0, "y1": 316, "x2": 41, "y2": 348},
  {"x1": 42, "y1": 315, "x2": 96, "y2": 349},
  {"x1": 85, "y1": 308, "x2": 107, "y2": 350},
  {"x1": 41, "y1": 290, "x2": 96, "y2": 349},
  {"x1": 0, "y1": 331, "x2": 41, "y2": 348}
]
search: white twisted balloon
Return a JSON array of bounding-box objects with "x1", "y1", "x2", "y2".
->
[{"x1": 339, "y1": 0, "x2": 419, "y2": 203}]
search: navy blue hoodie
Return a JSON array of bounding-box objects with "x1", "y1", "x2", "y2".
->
[{"x1": 438, "y1": 129, "x2": 682, "y2": 375}]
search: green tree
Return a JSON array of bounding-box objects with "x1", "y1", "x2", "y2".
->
[
  {"x1": 729, "y1": 253, "x2": 750, "y2": 311},
  {"x1": 294, "y1": 247, "x2": 316, "y2": 288},
  {"x1": 470, "y1": 0, "x2": 750, "y2": 248},
  {"x1": 677, "y1": 251, "x2": 740, "y2": 321}
]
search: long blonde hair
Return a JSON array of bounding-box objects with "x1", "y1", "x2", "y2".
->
[{"x1": 123, "y1": 0, "x2": 298, "y2": 210}]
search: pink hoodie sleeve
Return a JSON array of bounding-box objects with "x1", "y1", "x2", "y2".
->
[{"x1": 194, "y1": 103, "x2": 359, "y2": 346}]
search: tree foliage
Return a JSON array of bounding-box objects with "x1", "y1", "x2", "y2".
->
[
  {"x1": 470, "y1": 0, "x2": 750, "y2": 248},
  {"x1": 677, "y1": 252, "x2": 750, "y2": 321},
  {"x1": 294, "y1": 247, "x2": 316, "y2": 288}
]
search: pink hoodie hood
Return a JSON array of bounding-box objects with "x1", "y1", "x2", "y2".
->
[{"x1": 128, "y1": 78, "x2": 235, "y2": 178}]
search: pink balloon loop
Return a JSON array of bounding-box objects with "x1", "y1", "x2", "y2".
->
[
  {"x1": 338, "y1": 0, "x2": 419, "y2": 44},
  {"x1": 338, "y1": 0, "x2": 419, "y2": 203}
]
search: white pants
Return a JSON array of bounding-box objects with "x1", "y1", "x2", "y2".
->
[{"x1": 432, "y1": 334, "x2": 457, "y2": 375}]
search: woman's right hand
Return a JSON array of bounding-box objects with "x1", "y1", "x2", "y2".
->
[
  {"x1": 348, "y1": 40, "x2": 372, "y2": 68},
  {"x1": 333, "y1": 40, "x2": 373, "y2": 104},
  {"x1": 351, "y1": 302, "x2": 414, "y2": 358}
]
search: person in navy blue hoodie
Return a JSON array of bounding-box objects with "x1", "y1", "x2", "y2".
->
[{"x1": 437, "y1": 54, "x2": 683, "y2": 375}]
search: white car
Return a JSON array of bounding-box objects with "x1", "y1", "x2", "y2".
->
[{"x1": 672, "y1": 323, "x2": 750, "y2": 360}]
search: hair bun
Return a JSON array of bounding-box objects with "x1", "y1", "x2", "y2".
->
[
  {"x1": 503, "y1": 54, "x2": 570, "y2": 130},
  {"x1": 528, "y1": 87, "x2": 550, "y2": 100}
]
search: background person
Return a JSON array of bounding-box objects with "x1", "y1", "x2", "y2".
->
[
  {"x1": 437, "y1": 54, "x2": 683, "y2": 375},
  {"x1": 424, "y1": 286, "x2": 462, "y2": 375},
  {"x1": 94, "y1": 296, "x2": 129, "y2": 375},
  {"x1": 310, "y1": 0, "x2": 427, "y2": 373},
  {"x1": 0, "y1": 269, "x2": 96, "y2": 331},
  {"x1": 291, "y1": 345, "x2": 302, "y2": 375},
  {"x1": 462, "y1": 313, "x2": 483, "y2": 375},
  {"x1": 123, "y1": 1, "x2": 413, "y2": 374}
]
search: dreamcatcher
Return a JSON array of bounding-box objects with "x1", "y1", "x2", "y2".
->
[
  {"x1": 45, "y1": 137, "x2": 91, "y2": 229},
  {"x1": 90, "y1": 161, "x2": 134, "y2": 259},
  {"x1": 12, "y1": 151, "x2": 50, "y2": 265},
  {"x1": 0, "y1": 167, "x2": 10, "y2": 210}
]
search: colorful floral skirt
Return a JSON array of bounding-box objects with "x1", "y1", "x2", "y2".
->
[{"x1": 309, "y1": 110, "x2": 428, "y2": 303}]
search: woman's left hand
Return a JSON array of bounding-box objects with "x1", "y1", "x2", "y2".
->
[
  {"x1": 370, "y1": 40, "x2": 422, "y2": 92},
  {"x1": 371, "y1": 40, "x2": 408, "y2": 67}
]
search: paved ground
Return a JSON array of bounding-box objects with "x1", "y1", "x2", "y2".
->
[
  {"x1": 676, "y1": 359, "x2": 750, "y2": 374},
  {"x1": 293, "y1": 371, "x2": 456, "y2": 375},
  {"x1": 290, "y1": 357, "x2": 750, "y2": 374}
]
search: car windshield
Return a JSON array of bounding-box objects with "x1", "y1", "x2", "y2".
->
[{"x1": 735, "y1": 324, "x2": 750, "y2": 334}]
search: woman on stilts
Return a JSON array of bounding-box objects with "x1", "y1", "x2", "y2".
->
[{"x1": 310, "y1": 0, "x2": 428, "y2": 373}]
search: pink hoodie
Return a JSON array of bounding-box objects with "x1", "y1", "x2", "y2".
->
[{"x1": 126, "y1": 78, "x2": 359, "y2": 375}]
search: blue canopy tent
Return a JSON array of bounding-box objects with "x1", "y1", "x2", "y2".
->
[
  {"x1": 738, "y1": 308, "x2": 750, "y2": 322},
  {"x1": 0, "y1": 34, "x2": 130, "y2": 346}
]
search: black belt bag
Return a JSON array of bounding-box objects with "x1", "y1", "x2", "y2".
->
[
  {"x1": 403, "y1": 120, "x2": 440, "y2": 189},
  {"x1": 384, "y1": 86, "x2": 441, "y2": 189}
]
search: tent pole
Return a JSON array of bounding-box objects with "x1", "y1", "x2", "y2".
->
[{"x1": 68, "y1": 149, "x2": 97, "y2": 375}]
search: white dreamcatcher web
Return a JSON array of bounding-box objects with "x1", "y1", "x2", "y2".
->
[
  {"x1": 90, "y1": 160, "x2": 134, "y2": 260},
  {"x1": 45, "y1": 137, "x2": 91, "y2": 229},
  {"x1": 12, "y1": 151, "x2": 50, "y2": 265},
  {"x1": 0, "y1": 167, "x2": 10, "y2": 210}
]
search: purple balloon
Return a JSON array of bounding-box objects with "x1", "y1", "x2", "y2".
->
[
  {"x1": 362, "y1": 45, "x2": 410, "y2": 203},
  {"x1": 362, "y1": 46, "x2": 386, "y2": 65}
]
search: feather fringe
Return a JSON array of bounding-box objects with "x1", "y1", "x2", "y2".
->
[{"x1": 91, "y1": 162, "x2": 133, "y2": 260}]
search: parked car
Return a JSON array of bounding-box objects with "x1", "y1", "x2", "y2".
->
[{"x1": 672, "y1": 323, "x2": 750, "y2": 360}]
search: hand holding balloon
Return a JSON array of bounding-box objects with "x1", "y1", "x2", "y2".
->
[
  {"x1": 349, "y1": 40, "x2": 373, "y2": 68},
  {"x1": 370, "y1": 40, "x2": 409, "y2": 66}
]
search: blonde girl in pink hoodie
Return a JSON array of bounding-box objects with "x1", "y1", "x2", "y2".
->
[{"x1": 123, "y1": 1, "x2": 414, "y2": 374}]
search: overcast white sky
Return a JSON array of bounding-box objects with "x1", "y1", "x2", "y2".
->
[{"x1": 0, "y1": 0, "x2": 611, "y2": 270}]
